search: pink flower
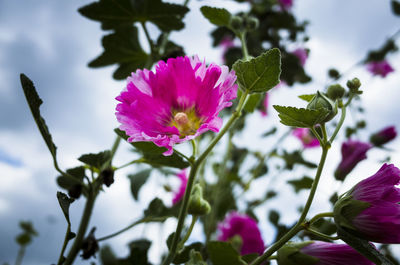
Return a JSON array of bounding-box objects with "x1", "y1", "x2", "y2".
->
[
  {"x1": 292, "y1": 128, "x2": 319, "y2": 148},
  {"x1": 334, "y1": 164, "x2": 400, "y2": 243},
  {"x1": 277, "y1": 241, "x2": 373, "y2": 265},
  {"x1": 260, "y1": 93, "x2": 269, "y2": 116},
  {"x1": 218, "y1": 212, "x2": 265, "y2": 255},
  {"x1": 116, "y1": 56, "x2": 238, "y2": 155},
  {"x1": 366, "y1": 60, "x2": 394, "y2": 77},
  {"x1": 370, "y1": 126, "x2": 397, "y2": 146},
  {"x1": 172, "y1": 169, "x2": 188, "y2": 205},
  {"x1": 279, "y1": 0, "x2": 293, "y2": 10},
  {"x1": 334, "y1": 140, "x2": 372, "y2": 181},
  {"x1": 292, "y1": 48, "x2": 308, "y2": 66}
]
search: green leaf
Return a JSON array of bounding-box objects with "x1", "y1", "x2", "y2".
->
[
  {"x1": 57, "y1": 192, "x2": 75, "y2": 225},
  {"x1": 273, "y1": 105, "x2": 331, "y2": 128},
  {"x1": 115, "y1": 129, "x2": 189, "y2": 169},
  {"x1": 20, "y1": 74, "x2": 57, "y2": 162},
  {"x1": 281, "y1": 150, "x2": 317, "y2": 170},
  {"x1": 79, "y1": 0, "x2": 189, "y2": 31},
  {"x1": 392, "y1": 0, "x2": 400, "y2": 16},
  {"x1": 287, "y1": 176, "x2": 313, "y2": 193},
  {"x1": 298, "y1": 94, "x2": 315, "y2": 102},
  {"x1": 337, "y1": 226, "x2": 395, "y2": 265},
  {"x1": 233, "y1": 48, "x2": 281, "y2": 93},
  {"x1": 19, "y1": 221, "x2": 38, "y2": 236},
  {"x1": 186, "y1": 250, "x2": 207, "y2": 265},
  {"x1": 100, "y1": 245, "x2": 118, "y2": 265},
  {"x1": 127, "y1": 239, "x2": 152, "y2": 265},
  {"x1": 173, "y1": 242, "x2": 204, "y2": 264},
  {"x1": 78, "y1": 150, "x2": 111, "y2": 170},
  {"x1": 207, "y1": 241, "x2": 246, "y2": 265},
  {"x1": 143, "y1": 198, "x2": 178, "y2": 220},
  {"x1": 244, "y1": 93, "x2": 263, "y2": 113},
  {"x1": 200, "y1": 6, "x2": 231, "y2": 27},
  {"x1": 128, "y1": 169, "x2": 152, "y2": 200},
  {"x1": 88, "y1": 26, "x2": 149, "y2": 80}
]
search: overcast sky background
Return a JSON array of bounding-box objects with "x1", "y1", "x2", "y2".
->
[{"x1": 0, "y1": 0, "x2": 400, "y2": 264}]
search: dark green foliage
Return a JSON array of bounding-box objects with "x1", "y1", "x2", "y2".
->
[
  {"x1": 287, "y1": 176, "x2": 313, "y2": 193},
  {"x1": 78, "y1": 150, "x2": 111, "y2": 170},
  {"x1": 392, "y1": 0, "x2": 400, "y2": 15},
  {"x1": 143, "y1": 198, "x2": 179, "y2": 221},
  {"x1": 57, "y1": 192, "x2": 75, "y2": 225},
  {"x1": 200, "y1": 6, "x2": 231, "y2": 27},
  {"x1": 233, "y1": 48, "x2": 282, "y2": 93},
  {"x1": 173, "y1": 242, "x2": 204, "y2": 264},
  {"x1": 88, "y1": 26, "x2": 149, "y2": 80},
  {"x1": 207, "y1": 241, "x2": 246, "y2": 265},
  {"x1": 15, "y1": 221, "x2": 38, "y2": 246},
  {"x1": 79, "y1": 0, "x2": 189, "y2": 31},
  {"x1": 128, "y1": 169, "x2": 152, "y2": 200},
  {"x1": 365, "y1": 40, "x2": 398, "y2": 62},
  {"x1": 273, "y1": 105, "x2": 330, "y2": 128},
  {"x1": 100, "y1": 240, "x2": 152, "y2": 265},
  {"x1": 57, "y1": 166, "x2": 86, "y2": 199},
  {"x1": 281, "y1": 150, "x2": 317, "y2": 169}
]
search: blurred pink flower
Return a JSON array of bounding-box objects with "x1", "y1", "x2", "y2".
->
[
  {"x1": 292, "y1": 48, "x2": 308, "y2": 66},
  {"x1": 218, "y1": 212, "x2": 265, "y2": 255},
  {"x1": 116, "y1": 56, "x2": 238, "y2": 155},
  {"x1": 292, "y1": 128, "x2": 319, "y2": 148},
  {"x1": 172, "y1": 169, "x2": 188, "y2": 205},
  {"x1": 279, "y1": 0, "x2": 293, "y2": 10},
  {"x1": 366, "y1": 60, "x2": 394, "y2": 77},
  {"x1": 260, "y1": 93, "x2": 269, "y2": 116}
]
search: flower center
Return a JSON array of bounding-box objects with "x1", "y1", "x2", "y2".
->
[{"x1": 170, "y1": 109, "x2": 202, "y2": 138}]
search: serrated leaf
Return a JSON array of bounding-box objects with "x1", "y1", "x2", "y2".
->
[
  {"x1": 114, "y1": 128, "x2": 189, "y2": 169},
  {"x1": 337, "y1": 226, "x2": 395, "y2": 265},
  {"x1": 57, "y1": 192, "x2": 74, "y2": 225},
  {"x1": 88, "y1": 26, "x2": 149, "y2": 80},
  {"x1": 207, "y1": 241, "x2": 246, "y2": 265},
  {"x1": 298, "y1": 94, "x2": 315, "y2": 102},
  {"x1": 200, "y1": 6, "x2": 231, "y2": 27},
  {"x1": 128, "y1": 169, "x2": 152, "y2": 200},
  {"x1": 287, "y1": 176, "x2": 313, "y2": 193},
  {"x1": 78, "y1": 150, "x2": 111, "y2": 170},
  {"x1": 233, "y1": 48, "x2": 281, "y2": 93},
  {"x1": 79, "y1": 0, "x2": 189, "y2": 31},
  {"x1": 273, "y1": 105, "x2": 330, "y2": 128},
  {"x1": 20, "y1": 74, "x2": 57, "y2": 162},
  {"x1": 392, "y1": 0, "x2": 400, "y2": 16}
]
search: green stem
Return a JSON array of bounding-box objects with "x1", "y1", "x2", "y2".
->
[
  {"x1": 97, "y1": 217, "x2": 168, "y2": 242},
  {"x1": 239, "y1": 32, "x2": 250, "y2": 60},
  {"x1": 141, "y1": 22, "x2": 155, "y2": 54},
  {"x1": 310, "y1": 127, "x2": 323, "y2": 147},
  {"x1": 308, "y1": 212, "x2": 334, "y2": 225},
  {"x1": 173, "y1": 149, "x2": 193, "y2": 164},
  {"x1": 304, "y1": 227, "x2": 339, "y2": 241},
  {"x1": 251, "y1": 146, "x2": 329, "y2": 265},
  {"x1": 56, "y1": 222, "x2": 72, "y2": 265},
  {"x1": 329, "y1": 102, "x2": 346, "y2": 143},
  {"x1": 162, "y1": 90, "x2": 250, "y2": 265},
  {"x1": 177, "y1": 215, "x2": 198, "y2": 249},
  {"x1": 14, "y1": 246, "x2": 25, "y2": 265},
  {"x1": 268, "y1": 255, "x2": 278, "y2": 260},
  {"x1": 63, "y1": 191, "x2": 97, "y2": 265},
  {"x1": 115, "y1": 158, "x2": 145, "y2": 170}
]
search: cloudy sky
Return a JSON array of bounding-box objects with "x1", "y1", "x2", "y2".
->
[{"x1": 0, "y1": 0, "x2": 399, "y2": 264}]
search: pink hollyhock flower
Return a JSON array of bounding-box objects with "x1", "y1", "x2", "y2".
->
[
  {"x1": 334, "y1": 164, "x2": 400, "y2": 243},
  {"x1": 370, "y1": 126, "x2": 397, "y2": 146},
  {"x1": 260, "y1": 93, "x2": 269, "y2": 116},
  {"x1": 292, "y1": 128, "x2": 319, "y2": 148},
  {"x1": 292, "y1": 48, "x2": 308, "y2": 66},
  {"x1": 116, "y1": 56, "x2": 238, "y2": 155},
  {"x1": 172, "y1": 169, "x2": 188, "y2": 205},
  {"x1": 279, "y1": 0, "x2": 293, "y2": 10},
  {"x1": 218, "y1": 212, "x2": 265, "y2": 255},
  {"x1": 277, "y1": 241, "x2": 373, "y2": 265},
  {"x1": 366, "y1": 60, "x2": 394, "y2": 77},
  {"x1": 334, "y1": 140, "x2": 372, "y2": 181}
]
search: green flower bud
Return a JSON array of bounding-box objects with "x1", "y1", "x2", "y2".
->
[
  {"x1": 346, "y1": 78, "x2": 361, "y2": 93},
  {"x1": 327, "y1": 84, "x2": 345, "y2": 100},
  {"x1": 229, "y1": 16, "x2": 244, "y2": 31},
  {"x1": 244, "y1": 16, "x2": 259, "y2": 31},
  {"x1": 307, "y1": 91, "x2": 338, "y2": 122},
  {"x1": 328, "y1": 68, "x2": 340, "y2": 80},
  {"x1": 277, "y1": 242, "x2": 319, "y2": 265},
  {"x1": 188, "y1": 184, "x2": 211, "y2": 216}
]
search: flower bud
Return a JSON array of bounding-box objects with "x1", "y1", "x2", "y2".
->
[
  {"x1": 277, "y1": 242, "x2": 319, "y2": 265},
  {"x1": 81, "y1": 228, "x2": 99, "y2": 260},
  {"x1": 229, "y1": 16, "x2": 244, "y2": 31},
  {"x1": 307, "y1": 91, "x2": 337, "y2": 122},
  {"x1": 327, "y1": 84, "x2": 345, "y2": 100},
  {"x1": 346, "y1": 78, "x2": 361, "y2": 93},
  {"x1": 188, "y1": 184, "x2": 211, "y2": 216},
  {"x1": 370, "y1": 126, "x2": 397, "y2": 146},
  {"x1": 244, "y1": 16, "x2": 259, "y2": 31},
  {"x1": 100, "y1": 167, "x2": 114, "y2": 187}
]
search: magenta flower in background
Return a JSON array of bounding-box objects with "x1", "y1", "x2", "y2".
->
[
  {"x1": 292, "y1": 48, "x2": 308, "y2": 66},
  {"x1": 260, "y1": 93, "x2": 269, "y2": 116},
  {"x1": 292, "y1": 128, "x2": 319, "y2": 148},
  {"x1": 334, "y1": 164, "x2": 400, "y2": 243},
  {"x1": 172, "y1": 169, "x2": 188, "y2": 205},
  {"x1": 218, "y1": 212, "x2": 265, "y2": 255},
  {"x1": 366, "y1": 60, "x2": 394, "y2": 77},
  {"x1": 370, "y1": 126, "x2": 397, "y2": 146},
  {"x1": 277, "y1": 241, "x2": 373, "y2": 265},
  {"x1": 279, "y1": 0, "x2": 293, "y2": 10},
  {"x1": 116, "y1": 56, "x2": 238, "y2": 155},
  {"x1": 334, "y1": 140, "x2": 372, "y2": 181}
]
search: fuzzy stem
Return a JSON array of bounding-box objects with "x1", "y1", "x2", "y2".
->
[
  {"x1": 177, "y1": 215, "x2": 198, "y2": 249},
  {"x1": 14, "y1": 246, "x2": 25, "y2": 265},
  {"x1": 308, "y1": 212, "x2": 334, "y2": 225},
  {"x1": 56, "y1": 222, "x2": 72, "y2": 265},
  {"x1": 304, "y1": 227, "x2": 339, "y2": 241}
]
